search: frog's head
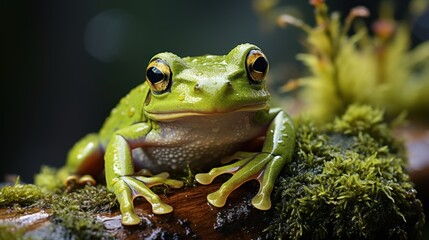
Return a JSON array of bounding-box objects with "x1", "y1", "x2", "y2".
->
[{"x1": 144, "y1": 43, "x2": 270, "y2": 121}]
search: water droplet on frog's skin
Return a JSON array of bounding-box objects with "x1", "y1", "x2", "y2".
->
[
  {"x1": 120, "y1": 98, "x2": 129, "y2": 105},
  {"x1": 128, "y1": 107, "x2": 136, "y2": 117},
  {"x1": 179, "y1": 93, "x2": 185, "y2": 101}
]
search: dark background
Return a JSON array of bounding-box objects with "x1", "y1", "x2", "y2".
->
[{"x1": 2, "y1": 0, "x2": 424, "y2": 182}]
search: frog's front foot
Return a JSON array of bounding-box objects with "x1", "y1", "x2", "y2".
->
[
  {"x1": 111, "y1": 170, "x2": 183, "y2": 225},
  {"x1": 195, "y1": 151, "x2": 285, "y2": 210},
  {"x1": 64, "y1": 174, "x2": 96, "y2": 191}
]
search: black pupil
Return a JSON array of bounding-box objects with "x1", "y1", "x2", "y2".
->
[
  {"x1": 253, "y1": 57, "x2": 268, "y2": 72},
  {"x1": 147, "y1": 67, "x2": 164, "y2": 84}
]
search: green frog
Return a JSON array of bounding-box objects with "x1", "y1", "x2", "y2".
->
[{"x1": 62, "y1": 43, "x2": 295, "y2": 225}]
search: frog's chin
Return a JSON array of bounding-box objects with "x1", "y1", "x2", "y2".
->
[{"x1": 145, "y1": 103, "x2": 268, "y2": 122}]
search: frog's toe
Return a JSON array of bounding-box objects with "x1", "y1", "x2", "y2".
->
[
  {"x1": 197, "y1": 152, "x2": 282, "y2": 210},
  {"x1": 134, "y1": 175, "x2": 184, "y2": 189},
  {"x1": 220, "y1": 151, "x2": 257, "y2": 164},
  {"x1": 64, "y1": 175, "x2": 79, "y2": 187},
  {"x1": 121, "y1": 211, "x2": 141, "y2": 226},
  {"x1": 122, "y1": 176, "x2": 180, "y2": 215},
  {"x1": 207, "y1": 191, "x2": 228, "y2": 208},
  {"x1": 152, "y1": 201, "x2": 174, "y2": 214},
  {"x1": 251, "y1": 193, "x2": 271, "y2": 210},
  {"x1": 163, "y1": 179, "x2": 184, "y2": 189},
  {"x1": 194, "y1": 172, "x2": 214, "y2": 185},
  {"x1": 195, "y1": 158, "x2": 250, "y2": 185},
  {"x1": 64, "y1": 174, "x2": 96, "y2": 190},
  {"x1": 77, "y1": 175, "x2": 96, "y2": 185}
]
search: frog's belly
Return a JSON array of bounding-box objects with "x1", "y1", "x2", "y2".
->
[
  {"x1": 133, "y1": 143, "x2": 240, "y2": 172},
  {"x1": 132, "y1": 112, "x2": 266, "y2": 172}
]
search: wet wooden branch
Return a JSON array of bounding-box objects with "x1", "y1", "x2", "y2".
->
[{"x1": 0, "y1": 182, "x2": 272, "y2": 239}]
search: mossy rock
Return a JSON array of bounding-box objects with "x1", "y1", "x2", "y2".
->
[{"x1": 267, "y1": 105, "x2": 425, "y2": 239}]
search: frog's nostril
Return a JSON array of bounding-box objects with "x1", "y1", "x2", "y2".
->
[
  {"x1": 194, "y1": 84, "x2": 201, "y2": 91},
  {"x1": 224, "y1": 81, "x2": 234, "y2": 91}
]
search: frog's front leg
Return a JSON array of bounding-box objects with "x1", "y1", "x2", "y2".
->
[
  {"x1": 105, "y1": 123, "x2": 184, "y2": 225},
  {"x1": 195, "y1": 109, "x2": 295, "y2": 210}
]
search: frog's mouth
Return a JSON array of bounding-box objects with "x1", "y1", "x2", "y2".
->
[{"x1": 145, "y1": 103, "x2": 268, "y2": 121}]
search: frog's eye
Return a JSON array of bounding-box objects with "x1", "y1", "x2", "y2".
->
[
  {"x1": 246, "y1": 49, "x2": 269, "y2": 83},
  {"x1": 146, "y1": 59, "x2": 172, "y2": 94}
]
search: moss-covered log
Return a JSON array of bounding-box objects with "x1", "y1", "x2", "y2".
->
[{"x1": 0, "y1": 105, "x2": 426, "y2": 239}]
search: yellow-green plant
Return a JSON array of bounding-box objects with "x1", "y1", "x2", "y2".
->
[{"x1": 276, "y1": 0, "x2": 429, "y2": 122}]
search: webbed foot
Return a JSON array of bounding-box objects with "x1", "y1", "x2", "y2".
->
[
  {"x1": 111, "y1": 170, "x2": 183, "y2": 225},
  {"x1": 195, "y1": 151, "x2": 285, "y2": 210}
]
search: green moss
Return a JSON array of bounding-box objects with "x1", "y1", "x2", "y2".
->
[
  {"x1": 178, "y1": 164, "x2": 196, "y2": 187},
  {"x1": 34, "y1": 166, "x2": 64, "y2": 194},
  {"x1": 1, "y1": 171, "x2": 118, "y2": 239},
  {"x1": 268, "y1": 105, "x2": 425, "y2": 239},
  {"x1": 0, "y1": 224, "x2": 26, "y2": 240},
  {"x1": 47, "y1": 185, "x2": 118, "y2": 239},
  {"x1": 0, "y1": 183, "x2": 44, "y2": 207}
]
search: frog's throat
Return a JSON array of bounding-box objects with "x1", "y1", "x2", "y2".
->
[{"x1": 145, "y1": 103, "x2": 268, "y2": 121}]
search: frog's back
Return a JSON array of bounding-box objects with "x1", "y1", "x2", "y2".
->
[{"x1": 98, "y1": 84, "x2": 150, "y2": 144}]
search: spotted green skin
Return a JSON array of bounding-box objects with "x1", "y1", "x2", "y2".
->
[{"x1": 64, "y1": 43, "x2": 295, "y2": 225}]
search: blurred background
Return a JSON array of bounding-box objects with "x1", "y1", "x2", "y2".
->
[{"x1": 1, "y1": 0, "x2": 425, "y2": 182}]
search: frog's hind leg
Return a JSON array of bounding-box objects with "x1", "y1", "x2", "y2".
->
[{"x1": 59, "y1": 133, "x2": 104, "y2": 186}]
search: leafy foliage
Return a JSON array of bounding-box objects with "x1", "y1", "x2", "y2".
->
[{"x1": 276, "y1": 0, "x2": 429, "y2": 122}]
